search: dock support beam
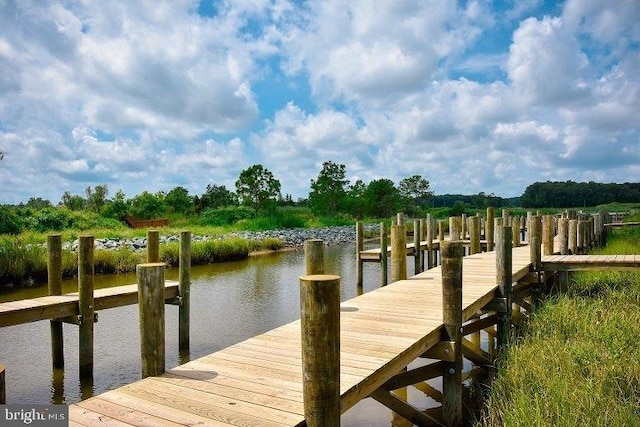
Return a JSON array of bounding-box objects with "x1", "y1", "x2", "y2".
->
[
  {"x1": 147, "y1": 230, "x2": 160, "y2": 262},
  {"x1": 469, "y1": 216, "x2": 480, "y2": 254},
  {"x1": 486, "y1": 207, "x2": 495, "y2": 251},
  {"x1": 496, "y1": 226, "x2": 513, "y2": 353},
  {"x1": 414, "y1": 220, "x2": 422, "y2": 275},
  {"x1": 542, "y1": 215, "x2": 555, "y2": 256},
  {"x1": 381, "y1": 222, "x2": 388, "y2": 287},
  {"x1": 300, "y1": 275, "x2": 340, "y2": 427},
  {"x1": 179, "y1": 231, "x2": 191, "y2": 357},
  {"x1": 137, "y1": 263, "x2": 166, "y2": 378},
  {"x1": 356, "y1": 222, "x2": 364, "y2": 293},
  {"x1": 47, "y1": 234, "x2": 64, "y2": 369},
  {"x1": 441, "y1": 241, "x2": 463, "y2": 427},
  {"x1": 78, "y1": 236, "x2": 95, "y2": 380},
  {"x1": 391, "y1": 223, "x2": 407, "y2": 283},
  {"x1": 305, "y1": 239, "x2": 325, "y2": 275}
]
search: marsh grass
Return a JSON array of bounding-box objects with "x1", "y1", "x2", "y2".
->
[
  {"x1": 476, "y1": 225, "x2": 640, "y2": 427},
  {"x1": 1, "y1": 235, "x2": 285, "y2": 286}
]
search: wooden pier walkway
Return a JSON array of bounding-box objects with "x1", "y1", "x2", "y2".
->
[
  {"x1": 67, "y1": 245, "x2": 533, "y2": 427},
  {"x1": 0, "y1": 282, "x2": 179, "y2": 328}
]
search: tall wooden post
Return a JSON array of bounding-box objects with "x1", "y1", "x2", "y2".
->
[
  {"x1": 380, "y1": 222, "x2": 388, "y2": 287},
  {"x1": 496, "y1": 226, "x2": 512, "y2": 353},
  {"x1": 179, "y1": 231, "x2": 191, "y2": 356},
  {"x1": 356, "y1": 222, "x2": 364, "y2": 293},
  {"x1": 577, "y1": 220, "x2": 586, "y2": 254},
  {"x1": 511, "y1": 217, "x2": 521, "y2": 248},
  {"x1": 542, "y1": 215, "x2": 555, "y2": 256},
  {"x1": 426, "y1": 215, "x2": 434, "y2": 269},
  {"x1": 0, "y1": 363, "x2": 5, "y2": 404},
  {"x1": 147, "y1": 230, "x2": 160, "y2": 263},
  {"x1": 438, "y1": 220, "x2": 445, "y2": 241},
  {"x1": 486, "y1": 207, "x2": 495, "y2": 251},
  {"x1": 47, "y1": 235, "x2": 64, "y2": 369},
  {"x1": 420, "y1": 218, "x2": 426, "y2": 272},
  {"x1": 469, "y1": 216, "x2": 480, "y2": 254},
  {"x1": 391, "y1": 224, "x2": 407, "y2": 283},
  {"x1": 449, "y1": 216, "x2": 461, "y2": 240},
  {"x1": 529, "y1": 216, "x2": 542, "y2": 273},
  {"x1": 441, "y1": 241, "x2": 463, "y2": 427},
  {"x1": 305, "y1": 239, "x2": 325, "y2": 275},
  {"x1": 558, "y1": 218, "x2": 569, "y2": 255},
  {"x1": 78, "y1": 235, "x2": 95, "y2": 379},
  {"x1": 299, "y1": 275, "x2": 340, "y2": 427},
  {"x1": 461, "y1": 214, "x2": 467, "y2": 240},
  {"x1": 569, "y1": 219, "x2": 578, "y2": 254},
  {"x1": 137, "y1": 263, "x2": 166, "y2": 378},
  {"x1": 502, "y1": 209, "x2": 509, "y2": 226},
  {"x1": 414, "y1": 220, "x2": 421, "y2": 275}
]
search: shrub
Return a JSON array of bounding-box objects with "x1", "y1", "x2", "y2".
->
[{"x1": 0, "y1": 206, "x2": 23, "y2": 235}]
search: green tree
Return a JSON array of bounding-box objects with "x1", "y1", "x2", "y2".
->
[
  {"x1": 309, "y1": 161, "x2": 349, "y2": 216},
  {"x1": 399, "y1": 175, "x2": 433, "y2": 214},
  {"x1": 363, "y1": 179, "x2": 402, "y2": 218},
  {"x1": 165, "y1": 186, "x2": 192, "y2": 214},
  {"x1": 344, "y1": 179, "x2": 366, "y2": 219},
  {"x1": 24, "y1": 197, "x2": 52, "y2": 209},
  {"x1": 129, "y1": 191, "x2": 166, "y2": 219},
  {"x1": 60, "y1": 191, "x2": 85, "y2": 211},
  {"x1": 195, "y1": 183, "x2": 237, "y2": 213},
  {"x1": 102, "y1": 190, "x2": 129, "y2": 220},
  {"x1": 86, "y1": 185, "x2": 108, "y2": 213},
  {"x1": 235, "y1": 164, "x2": 281, "y2": 213}
]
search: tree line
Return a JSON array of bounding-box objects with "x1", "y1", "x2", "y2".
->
[
  {"x1": 520, "y1": 181, "x2": 640, "y2": 208},
  {"x1": 2, "y1": 161, "x2": 638, "y2": 235}
]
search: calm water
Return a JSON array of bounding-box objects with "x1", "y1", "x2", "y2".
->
[{"x1": 0, "y1": 243, "x2": 431, "y2": 426}]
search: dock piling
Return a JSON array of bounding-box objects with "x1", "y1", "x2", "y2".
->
[
  {"x1": 78, "y1": 235, "x2": 95, "y2": 379},
  {"x1": 47, "y1": 234, "x2": 64, "y2": 369},
  {"x1": 299, "y1": 274, "x2": 341, "y2": 427},
  {"x1": 391, "y1": 224, "x2": 407, "y2": 283},
  {"x1": 381, "y1": 222, "x2": 388, "y2": 287},
  {"x1": 356, "y1": 222, "x2": 364, "y2": 293},
  {"x1": 137, "y1": 263, "x2": 166, "y2": 378},
  {"x1": 147, "y1": 230, "x2": 160, "y2": 263},
  {"x1": 496, "y1": 225, "x2": 513, "y2": 353},
  {"x1": 179, "y1": 231, "x2": 191, "y2": 356},
  {"x1": 441, "y1": 240, "x2": 463, "y2": 427},
  {"x1": 414, "y1": 220, "x2": 421, "y2": 275},
  {"x1": 469, "y1": 216, "x2": 481, "y2": 254},
  {"x1": 305, "y1": 239, "x2": 325, "y2": 275},
  {"x1": 486, "y1": 207, "x2": 495, "y2": 251}
]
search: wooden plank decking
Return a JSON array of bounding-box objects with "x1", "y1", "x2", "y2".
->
[
  {"x1": 68, "y1": 246, "x2": 534, "y2": 427},
  {"x1": 541, "y1": 254, "x2": 640, "y2": 271},
  {"x1": 0, "y1": 282, "x2": 180, "y2": 328}
]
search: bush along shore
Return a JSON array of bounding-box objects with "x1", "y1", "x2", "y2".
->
[{"x1": 0, "y1": 225, "x2": 378, "y2": 289}]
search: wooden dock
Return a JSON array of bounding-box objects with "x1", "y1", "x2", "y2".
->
[
  {"x1": 0, "y1": 282, "x2": 179, "y2": 328},
  {"x1": 67, "y1": 245, "x2": 533, "y2": 426}
]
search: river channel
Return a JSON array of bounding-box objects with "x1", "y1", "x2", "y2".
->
[{"x1": 0, "y1": 242, "x2": 434, "y2": 426}]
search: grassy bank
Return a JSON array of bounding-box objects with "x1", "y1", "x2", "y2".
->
[
  {"x1": 0, "y1": 235, "x2": 284, "y2": 288},
  {"x1": 475, "y1": 224, "x2": 640, "y2": 426}
]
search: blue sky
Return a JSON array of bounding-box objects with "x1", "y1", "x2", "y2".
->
[{"x1": 0, "y1": 0, "x2": 638, "y2": 204}]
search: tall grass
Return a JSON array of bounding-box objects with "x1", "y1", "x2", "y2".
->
[
  {"x1": 476, "y1": 225, "x2": 640, "y2": 427},
  {"x1": 1, "y1": 236, "x2": 285, "y2": 287}
]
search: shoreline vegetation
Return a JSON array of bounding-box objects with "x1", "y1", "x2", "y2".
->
[
  {"x1": 474, "y1": 214, "x2": 640, "y2": 426},
  {"x1": 1, "y1": 203, "x2": 637, "y2": 290}
]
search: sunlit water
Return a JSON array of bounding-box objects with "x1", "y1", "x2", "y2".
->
[{"x1": 0, "y1": 243, "x2": 439, "y2": 426}]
